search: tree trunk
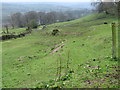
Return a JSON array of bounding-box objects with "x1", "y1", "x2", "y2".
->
[
  {"x1": 118, "y1": 1, "x2": 120, "y2": 60},
  {"x1": 12, "y1": 24, "x2": 14, "y2": 29},
  {"x1": 5, "y1": 25, "x2": 9, "y2": 34}
]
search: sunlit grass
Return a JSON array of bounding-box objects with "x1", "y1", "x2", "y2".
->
[{"x1": 2, "y1": 13, "x2": 119, "y2": 88}]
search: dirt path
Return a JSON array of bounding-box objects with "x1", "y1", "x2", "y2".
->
[{"x1": 50, "y1": 44, "x2": 65, "y2": 54}]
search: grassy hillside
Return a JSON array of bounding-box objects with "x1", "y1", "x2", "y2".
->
[
  {"x1": 0, "y1": 28, "x2": 26, "y2": 36},
  {"x1": 2, "y1": 13, "x2": 119, "y2": 88}
]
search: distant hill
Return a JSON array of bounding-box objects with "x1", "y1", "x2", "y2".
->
[
  {"x1": 1, "y1": 2, "x2": 93, "y2": 26},
  {"x1": 2, "y1": 2, "x2": 93, "y2": 13}
]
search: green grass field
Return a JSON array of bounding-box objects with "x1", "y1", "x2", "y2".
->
[
  {"x1": 0, "y1": 28, "x2": 26, "y2": 37},
  {"x1": 2, "y1": 13, "x2": 119, "y2": 88}
]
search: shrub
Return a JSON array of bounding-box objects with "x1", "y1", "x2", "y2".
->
[{"x1": 52, "y1": 29, "x2": 59, "y2": 36}]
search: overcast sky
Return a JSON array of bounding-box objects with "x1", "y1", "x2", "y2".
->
[
  {"x1": 2, "y1": 0, "x2": 116, "y2": 2},
  {"x1": 2, "y1": 0, "x2": 94, "y2": 2}
]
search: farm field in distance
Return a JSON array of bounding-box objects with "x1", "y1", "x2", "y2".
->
[{"x1": 1, "y1": 12, "x2": 119, "y2": 88}]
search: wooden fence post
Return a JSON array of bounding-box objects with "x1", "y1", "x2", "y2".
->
[
  {"x1": 118, "y1": 1, "x2": 120, "y2": 60},
  {"x1": 57, "y1": 55, "x2": 62, "y2": 80},
  {"x1": 112, "y1": 23, "x2": 117, "y2": 59}
]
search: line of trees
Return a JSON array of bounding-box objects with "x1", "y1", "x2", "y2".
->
[{"x1": 5, "y1": 9, "x2": 91, "y2": 28}]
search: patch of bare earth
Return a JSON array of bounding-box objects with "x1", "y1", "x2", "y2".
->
[{"x1": 50, "y1": 44, "x2": 65, "y2": 54}]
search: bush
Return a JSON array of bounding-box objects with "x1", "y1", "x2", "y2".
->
[
  {"x1": 32, "y1": 25, "x2": 38, "y2": 29},
  {"x1": 52, "y1": 29, "x2": 59, "y2": 36}
]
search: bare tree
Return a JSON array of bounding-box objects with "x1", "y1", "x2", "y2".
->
[
  {"x1": 11, "y1": 12, "x2": 24, "y2": 27},
  {"x1": 91, "y1": 0, "x2": 117, "y2": 15},
  {"x1": 57, "y1": 12, "x2": 67, "y2": 22},
  {"x1": 10, "y1": 16, "x2": 15, "y2": 29},
  {"x1": 38, "y1": 12, "x2": 46, "y2": 25},
  {"x1": 24, "y1": 11, "x2": 39, "y2": 28},
  {"x1": 45, "y1": 11, "x2": 57, "y2": 24},
  {"x1": 4, "y1": 25, "x2": 9, "y2": 34}
]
